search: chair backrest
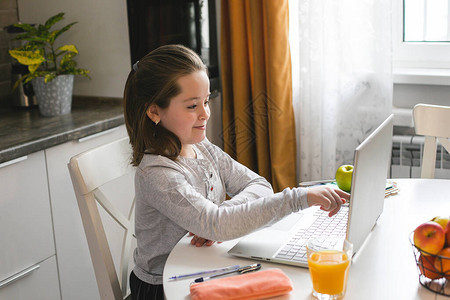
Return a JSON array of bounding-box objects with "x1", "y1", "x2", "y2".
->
[
  {"x1": 413, "y1": 103, "x2": 450, "y2": 178},
  {"x1": 68, "y1": 137, "x2": 135, "y2": 300}
]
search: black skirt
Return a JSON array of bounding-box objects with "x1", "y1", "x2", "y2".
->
[{"x1": 129, "y1": 271, "x2": 164, "y2": 300}]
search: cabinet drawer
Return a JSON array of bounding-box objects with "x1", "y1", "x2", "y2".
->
[
  {"x1": 0, "y1": 255, "x2": 60, "y2": 300},
  {"x1": 0, "y1": 150, "x2": 55, "y2": 282}
]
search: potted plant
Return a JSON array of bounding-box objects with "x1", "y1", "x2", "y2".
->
[{"x1": 8, "y1": 12, "x2": 90, "y2": 116}]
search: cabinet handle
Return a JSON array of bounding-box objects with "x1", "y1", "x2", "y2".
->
[
  {"x1": 77, "y1": 127, "x2": 120, "y2": 143},
  {"x1": 0, "y1": 264, "x2": 40, "y2": 289},
  {"x1": 0, "y1": 156, "x2": 28, "y2": 169}
]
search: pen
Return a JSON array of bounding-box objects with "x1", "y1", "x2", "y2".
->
[
  {"x1": 169, "y1": 264, "x2": 240, "y2": 280},
  {"x1": 194, "y1": 263, "x2": 261, "y2": 282}
]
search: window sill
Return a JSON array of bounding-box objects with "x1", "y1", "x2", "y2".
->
[{"x1": 393, "y1": 68, "x2": 450, "y2": 86}]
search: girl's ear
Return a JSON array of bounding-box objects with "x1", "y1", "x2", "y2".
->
[{"x1": 146, "y1": 104, "x2": 160, "y2": 124}]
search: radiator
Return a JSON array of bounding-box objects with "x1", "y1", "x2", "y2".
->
[{"x1": 391, "y1": 135, "x2": 450, "y2": 178}]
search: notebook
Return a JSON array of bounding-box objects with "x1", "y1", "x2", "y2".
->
[{"x1": 228, "y1": 114, "x2": 394, "y2": 267}]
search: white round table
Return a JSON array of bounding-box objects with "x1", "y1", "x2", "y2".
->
[{"x1": 163, "y1": 179, "x2": 450, "y2": 299}]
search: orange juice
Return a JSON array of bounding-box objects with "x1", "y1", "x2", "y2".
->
[{"x1": 307, "y1": 250, "x2": 350, "y2": 295}]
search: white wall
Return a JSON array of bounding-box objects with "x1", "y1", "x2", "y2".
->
[
  {"x1": 392, "y1": 82, "x2": 450, "y2": 127},
  {"x1": 17, "y1": 0, "x2": 131, "y2": 98},
  {"x1": 394, "y1": 84, "x2": 450, "y2": 109}
]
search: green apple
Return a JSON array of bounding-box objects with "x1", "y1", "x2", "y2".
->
[
  {"x1": 430, "y1": 216, "x2": 450, "y2": 229},
  {"x1": 335, "y1": 164, "x2": 353, "y2": 192}
]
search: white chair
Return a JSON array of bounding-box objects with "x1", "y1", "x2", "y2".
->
[
  {"x1": 413, "y1": 103, "x2": 450, "y2": 178},
  {"x1": 68, "y1": 137, "x2": 136, "y2": 300}
]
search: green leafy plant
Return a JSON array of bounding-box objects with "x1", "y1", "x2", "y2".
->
[{"x1": 8, "y1": 12, "x2": 90, "y2": 89}]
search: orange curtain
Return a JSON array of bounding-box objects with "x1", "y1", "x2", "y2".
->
[{"x1": 220, "y1": 0, "x2": 297, "y2": 192}]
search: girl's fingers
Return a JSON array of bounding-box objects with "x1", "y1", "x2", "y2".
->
[
  {"x1": 323, "y1": 190, "x2": 338, "y2": 212},
  {"x1": 190, "y1": 234, "x2": 218, "y2": 247},
  {"x1": 317, "y1": 188, "x2": 345, "y2": 216},
  {"x1": 195, "y1": 237, "x2": 207, "y2": 247},
  {"x1": 335, "y1": 189, "x2": 350, "y2": 200}
]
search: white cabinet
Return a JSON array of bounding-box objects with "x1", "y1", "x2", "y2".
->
[
  {"x1": 0, "y1": 256, "x2": 60, "y2": 300},
  {"x1": 45, "y1": 125, "x2": 127, "y2": 300},
  {"x1": 0, "y1": 151, "x2": 60, "y2": 299},
  {"x1": 0, "y1": 125, "x2": 128, "y2": 299}
]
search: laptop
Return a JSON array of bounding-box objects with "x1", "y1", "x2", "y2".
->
[{"x1": 228, "y1": 114, "x2": 394, "y2": 267}]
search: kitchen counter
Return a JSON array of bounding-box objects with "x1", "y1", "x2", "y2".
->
[{"x1": 0, "y1": 96, "x2": 125, "y2": 164}]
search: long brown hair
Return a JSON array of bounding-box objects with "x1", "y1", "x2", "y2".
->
[{"x1": 123, "y1": 44, "x2": 207, "y2": 166}]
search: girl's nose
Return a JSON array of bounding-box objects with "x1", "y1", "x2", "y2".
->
[{"x1": 199, "y1": 104, "x2": 210, "y2": 120}]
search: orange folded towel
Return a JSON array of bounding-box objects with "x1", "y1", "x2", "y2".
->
[{"x1": 190, "y1": 268, "x2": 293, "y2": 300}]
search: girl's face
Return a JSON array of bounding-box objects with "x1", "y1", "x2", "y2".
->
[{"x1": 155, "y1": 71, "x2": 211, "y2": 154}]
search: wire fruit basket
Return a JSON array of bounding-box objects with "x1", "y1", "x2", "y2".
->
[{"x1": 410, "y1": 233, "x2": 450, "y2": 296}]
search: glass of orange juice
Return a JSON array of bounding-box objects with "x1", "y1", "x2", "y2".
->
[{"x1": 306, "y1": 238, "x2": 353, "y2": 300}]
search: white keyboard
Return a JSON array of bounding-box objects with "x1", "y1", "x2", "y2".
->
[{"x1": 274, "y1": 206, "x2": 348, "y2": 263}]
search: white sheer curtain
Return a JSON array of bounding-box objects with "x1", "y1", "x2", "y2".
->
[{"x1": 289, "y1": 0, "x2": 393, "y2": 182}]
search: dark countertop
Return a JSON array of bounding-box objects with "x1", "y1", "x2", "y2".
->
[{"x1": 0, "y1": 96, "x2": 125, "y2": 164}]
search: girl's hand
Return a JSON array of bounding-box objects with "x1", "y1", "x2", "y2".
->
[
  {"x1": 188, "y1": 232, "x2": 222, "y2": 247},
  {"x1": 306, "y1": 186, "x2": 350, "y2": 217}
]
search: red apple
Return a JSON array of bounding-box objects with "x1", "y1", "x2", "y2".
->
[
  {"x1": 445, "y1": 221, "x2": 450, "y2": 247},
  {"x1": 413, "y1": 221, "x2": 445, "y2": 256},
  {"x1": 418, "y1": 254, "x2": 443, "y2": 279}
]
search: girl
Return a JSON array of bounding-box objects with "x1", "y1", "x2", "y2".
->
[{"x1": 123, "y1": 44, "x2": 349, "y2": 300}]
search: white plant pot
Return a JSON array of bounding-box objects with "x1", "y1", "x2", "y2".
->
[{"x1": 32, "y1": 74, "x2": 74, "y2": 117}]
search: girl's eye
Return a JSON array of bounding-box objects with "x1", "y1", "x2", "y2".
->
[{"x1": 187, "y1": 95, "x2": 210, "y2": 109}]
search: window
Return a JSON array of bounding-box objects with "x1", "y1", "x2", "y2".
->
[
  {"x1": 393, "y1": 0, "x2": 450, "y2": 69},
  {"x1": 404, "y1": 0, "x2": 450, "y2": 42}
]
